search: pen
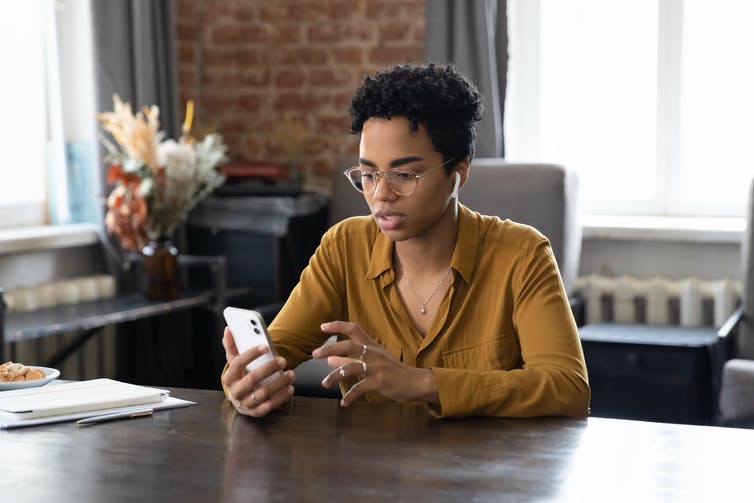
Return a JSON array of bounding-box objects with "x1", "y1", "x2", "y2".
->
[{"x1": 76, "y1": 408, "x2": 154, "y2": 426}]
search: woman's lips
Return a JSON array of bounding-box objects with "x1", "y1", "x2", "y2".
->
[{"x1": 373, "y1": 211, "x2": 407, "y2": 230}]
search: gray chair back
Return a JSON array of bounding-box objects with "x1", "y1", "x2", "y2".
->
[{"x1": 462, "y1": 159, "x2": 582, "y2": 296}]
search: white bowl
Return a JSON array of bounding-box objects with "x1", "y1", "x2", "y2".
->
[{"x1": 0, "y1": 366, "x2": 60, "y2": 391}]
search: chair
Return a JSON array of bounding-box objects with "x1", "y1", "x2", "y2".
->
[
  {"x1": 718, "y1": 178, "x2": 754, "y2": 426},
  {"x1": 290, "y1": 159, "x2": 583, "y2": 397},
  {"x1": 461, "y1": 159, "x2": 582, "y2": 298}
]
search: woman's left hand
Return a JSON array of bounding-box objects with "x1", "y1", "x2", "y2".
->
[{"x1": 313, "y1": 321, "x2": 439, "y2": 407}]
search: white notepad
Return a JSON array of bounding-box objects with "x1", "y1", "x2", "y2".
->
[{"x1": 0, "y1": 378, "x2": 168, "y2": 420}]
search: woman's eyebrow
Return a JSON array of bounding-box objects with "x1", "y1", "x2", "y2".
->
[{"x1": 358, "y1": 156, "x2": 424, "y2": 168}]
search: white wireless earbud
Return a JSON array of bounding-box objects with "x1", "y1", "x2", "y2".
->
[{"x1": 451, "y1": 171, "x2": 461, "y2": 198}]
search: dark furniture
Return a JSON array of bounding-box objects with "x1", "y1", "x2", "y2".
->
[
  {"x1": 187, "y1": 193, "x2": 328, "y2": 305},
  {"x1": 0, "y1": 238, "x2": 243, "y2": 388},
  {"x1": 580, "y1": 323, "x2": 726, "y2": 424},
  {"x1": 3, "y1": 389, "x2": 753, "y2": 501},
  {"x1": 2, "y1": 290, "x2": 220, "y2": 366}
]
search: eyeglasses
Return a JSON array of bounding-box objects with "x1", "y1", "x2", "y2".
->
[{"x1": 342, "y1": 159, "x2": 456, "y2": 196}]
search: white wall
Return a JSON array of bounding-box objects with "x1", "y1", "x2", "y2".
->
[
  {"x1": 579, "y1": 237, "x2": 741, "y2": 281},
  {"x1": 0, "y1": 246, "x2": 103, "y2": 290}
]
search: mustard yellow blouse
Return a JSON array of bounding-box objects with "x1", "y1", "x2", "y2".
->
[{"x1": 265, "y1": 204, "x2": 590, "y2": 418}]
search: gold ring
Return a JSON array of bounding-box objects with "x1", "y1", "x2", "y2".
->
[
  {"x1": 359, "y1": 344, "x2": 368, "y2": 360},
  {"x1": 338, "y1": 366, "x2": 347, "y2": 378}
]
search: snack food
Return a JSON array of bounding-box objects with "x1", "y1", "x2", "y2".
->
[{"x1": 0, "y1": 361, "x2": 45, "y2": 382}]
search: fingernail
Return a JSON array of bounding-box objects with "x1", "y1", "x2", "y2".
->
[
  {"x1": 257, "y1": 345, "x2": 269, "y2": 353},
  {"x1": 340, "y1": 399, "x2": 348, "y2": 407},
  {"x1": 312, "y1": 349, "x2": 320, "y2": 358}
]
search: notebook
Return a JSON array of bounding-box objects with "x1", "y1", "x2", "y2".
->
[{"x1": 0, "y1": 378, "x2": 169, "y2": 420}]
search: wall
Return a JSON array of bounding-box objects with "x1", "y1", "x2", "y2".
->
[
  {"x1": 0, "y1": 246, "x2": 103, "y2": 289},
  {"x1": 174, "y1": 0, "x2": 426, "y2": 190},
  {"x1": 580, "y1": 238, "x2": 741, "y2": 281}
]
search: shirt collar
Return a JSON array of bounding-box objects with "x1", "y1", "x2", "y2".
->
[
  {"x1": 365, "y1": 204, "x2": 479, "y2": 285},
  {"x1": 366, "y1": 225, "x2": 394, "y2": 280}
]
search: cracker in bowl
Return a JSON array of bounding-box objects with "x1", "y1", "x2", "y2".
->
[{"x1": 0, "y1": 361, "x2": 46, "y2": 382}]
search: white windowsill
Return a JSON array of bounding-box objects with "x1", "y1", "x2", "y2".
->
[
  {"x1": 583, "y1": 215, "x2": 745, "y2": 244},
  {"x1": 0, "y1": 215, "x2": 745, "y2": 256},
  {"x1": 0, "y1": 223, "x2": 100, "y2": 255}
]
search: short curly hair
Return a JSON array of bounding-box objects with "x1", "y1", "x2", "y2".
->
[{"x1": 349, "y1": 63, "x2": 483, "y2": 170}]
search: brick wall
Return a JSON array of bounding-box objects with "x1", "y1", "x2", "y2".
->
[{"x1": 175, "y1": 0, "x2": 426, "y2": 190}]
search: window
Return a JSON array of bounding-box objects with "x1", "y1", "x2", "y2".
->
[
  {"x1": 0, "y1": 0, "x2": 98, "y2": 230},
  {"x1": 506, "y1": 0, "x2": 754, "y2": 217},
  {"x1": 0, "y1": 1, "x2": 51, "y2": 227}
]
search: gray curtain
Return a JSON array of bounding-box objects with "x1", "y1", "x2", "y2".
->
[
  {"x1": 90, "y1": 0, "x2": 180, "y2": 254},
  {"x1": 91, "y1": 0, "x2": 179, "y2": 140},
  {"x1": 425, "y1": 0, "x2": 508, "y2": 158}
]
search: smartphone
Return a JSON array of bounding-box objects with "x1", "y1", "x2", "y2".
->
[{"x1": 223, "y1": 307, "x2": 282, "y2": 386}]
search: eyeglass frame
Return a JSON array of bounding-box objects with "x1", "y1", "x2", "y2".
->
[{"x1": 342, "y1": 158, "x2": 457, "y2": 196}]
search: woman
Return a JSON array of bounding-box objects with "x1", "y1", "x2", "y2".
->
[{"x1": 222, "y1": 63, "x2": 590, "y2": 418}]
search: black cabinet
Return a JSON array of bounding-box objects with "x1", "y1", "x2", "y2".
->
[
  {"x1": 186, "y1": 193, "x2": 329, "y2": 306},
  {"x1": 579, "y1": 323, "x2": 724, "y2": 425}
]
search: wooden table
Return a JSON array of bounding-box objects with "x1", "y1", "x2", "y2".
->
[{"x1": 2, "y1": 389, "x2": 751, "y2": 501}]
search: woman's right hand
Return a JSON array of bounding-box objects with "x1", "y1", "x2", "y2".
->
[{"x1": 221, "y1": 327, "x2": 295, "y2": 417}]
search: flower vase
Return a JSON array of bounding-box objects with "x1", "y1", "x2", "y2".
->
[{"x1": 142, "y1": 237, "x2": 180, "y2": 300}]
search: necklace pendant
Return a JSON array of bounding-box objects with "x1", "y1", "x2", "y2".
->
[{"x1": 419, "y1": 305, "x2": 427, "y2": 315}]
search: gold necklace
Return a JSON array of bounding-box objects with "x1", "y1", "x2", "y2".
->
[{"x1": 395, "y1": 253, "x2": 452, "y2": 315}]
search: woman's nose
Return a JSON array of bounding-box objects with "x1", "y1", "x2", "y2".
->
[{"x1": 372, "y1": 172, "x2": 397, "y2": 200}]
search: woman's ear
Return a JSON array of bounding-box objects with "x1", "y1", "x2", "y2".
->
[{"x1": 451, "y1": 158, "x2": 471, "y2": 198}]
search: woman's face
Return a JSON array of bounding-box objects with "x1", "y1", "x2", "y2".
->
[{"x1": 358, "y1": 117, "x2": 466, "y2": 243}]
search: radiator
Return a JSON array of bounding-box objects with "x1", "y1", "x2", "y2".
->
[{"x1": 574, "y1": 275, "x2": 741, "y2": 327}]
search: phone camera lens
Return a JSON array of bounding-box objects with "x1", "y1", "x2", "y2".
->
[
  {"x1": 250, "y1": 318, "x2": 258, "y2": 326},
  {"x1": 253, "y1": 328, "x2": 261, "y2": 335}
]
